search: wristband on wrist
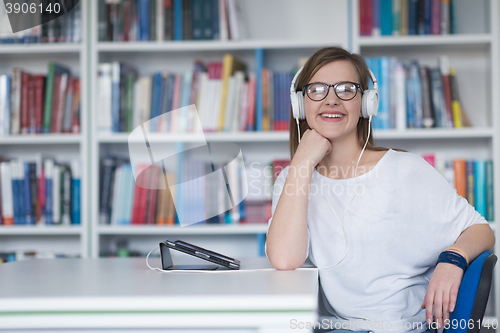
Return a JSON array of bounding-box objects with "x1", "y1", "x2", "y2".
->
[
  {"x1": 445, "y1": 246, "x2": 469, "y2": 265},
  {"x1": 437, "y1": 250, "x2": 468, "y2": 271}
]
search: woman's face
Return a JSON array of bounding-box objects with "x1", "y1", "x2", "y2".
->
[{"x1": 303, "y1": 60, "x2": 362, "y2": 142}]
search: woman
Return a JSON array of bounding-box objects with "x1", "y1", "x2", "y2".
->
[{"x1": 265, "y1": 46, "x2": 495, "y2": 333}]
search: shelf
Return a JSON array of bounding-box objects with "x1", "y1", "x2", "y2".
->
[
  {"x1": 0, "y1": 134, "x2": 82, "y2": 145},
  {"x1": 98, "y1": 128, "x2": 493, "y2": 143},
  {"x1": 0, "y1": 226, "x2": 82, "y2": 236},
  {"x1": 372, "y1": 128, "x2": 494, "y2": 140},
  {"x1": 97, "y1": 224, "x2": 268, "y2": 235},
  {"x1": 97, "y1": 39, "x2": 333, "y2": 52},
  {"x1": 358, "y1": 34, "x2": 491, "y2": 47},
  {"x1": 99, "y1": 131, "x2": 289, "y2": 143},
  {"x1": 0, "y1": 44, "x2": 83, "y2": 54}
]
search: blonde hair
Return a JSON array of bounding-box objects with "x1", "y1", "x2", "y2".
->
[{"x1": 289, "y1": 46, "x2": 402, "y2": 159}]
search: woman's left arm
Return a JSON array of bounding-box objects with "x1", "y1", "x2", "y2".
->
[
  {"x1": 453, "y1": 223, "x2": 495, "y2": 259},
  {"x1": 421, "y1": 224, "x2": 495, "y2": 329}
]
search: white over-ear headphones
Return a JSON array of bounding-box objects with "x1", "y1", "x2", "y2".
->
[{"x1": 290, "y1": 66, "x2": 379, "y2": 120}]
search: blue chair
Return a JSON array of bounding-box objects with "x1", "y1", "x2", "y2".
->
[{"x1": 443, "y1": 250, "x2": 497, "y2": 333}]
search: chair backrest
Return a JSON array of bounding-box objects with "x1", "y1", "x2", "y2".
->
[{"x1": 443, "y1": 250, "x2": 497, "y2": 333}]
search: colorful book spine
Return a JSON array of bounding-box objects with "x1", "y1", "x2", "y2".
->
[
  {"x1": 0, "y1": 162, "x2": 14, "y2": 225},
  {"x1": 174, "y1": 0, "x2": 183, "y2": 40},
  {"x1": 453, "y1": 159, "x2": 466, "y2": 200},
  {"x1": 44, "y1": 159, "x2": 54, "y2": 225},
  {"x1": 474, "y1": 160, "x2": 486, "y2": 219},
  {"x1": 466, "y1": 160, "x2": 475, "y2": 207},
  {"x1": 71, "y1": 160, "x2": 80, "y2": 225},
  {"x1": 449, "y1": 66, "x2": 463, "y2": 128},
  {"x1": 485, "y1": 160, "x2": 494, "y2": 222},
  {"x1": 380, "y1": 0, "x2": 392, "y2": 35},
  {"x1": 43, "y1": 63, "x2": 71, "y2": 133}
]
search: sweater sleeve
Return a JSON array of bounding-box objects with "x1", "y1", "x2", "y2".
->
[{"x1": 265, "y1": 166, "x2": 311, "y2": 259}]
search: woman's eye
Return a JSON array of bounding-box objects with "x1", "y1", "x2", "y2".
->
[{"x1": 311, "y1": 86, "x2": 326, "y2": 93}]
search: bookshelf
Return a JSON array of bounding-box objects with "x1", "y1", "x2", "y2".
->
[
  {"x1": 0, "y1": 0, "x2": 497, "y2": 326},
  {"x1": 352, "y1": 0, "x2": 499, "y2": 324},
  {"x1": 0, "y1": 2, "x2": 88, "y2": 260},
  {"x1": 88, "y1": 0, "x2": 349, "y2": 258}
]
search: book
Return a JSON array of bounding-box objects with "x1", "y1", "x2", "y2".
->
[
  {"x1": 360, "y1": 0, "x2": 374, "y2": 36},
  {"x1": 453, "y1": 159, "x2": 467, "y2": 200},
  {"x1": 99, "y1": 157, "x2": 116, "y2": 225},
  {"x1": 419, "y1": 66, "x2": 434, "y2": 128},
  {"x1": 429, "y1": 67, "x2": 447, "y2": 128},
  {"x1": 0, "y1": 75, "x2": 11, "y2": 136},
  {"x1": 466, "y1": 160, "x2": 475, "y2": 206},
  {"x1": 0, "y1": 162, "x2": 14, "y2": 225},
  {"x1": 98, "y1": 63, "x2": 113, "y2": 133},
  {"x1": 10, "y1": 69, "x2": 22, "y2": 135},
  {"x1": 474, "y1": 160, "x2": 486, "y2": 219},
  {"x1": 449, "y1": 66, "x2": 463, "y2": 128},
  {"x1": 380, "y1": 0, "x2": 392, "y2": 35},
  {"x1": 71, "y1": 160, "x2": 80, "y2": 225},
  {"x1": 485, "y1": 160, "x2": 494, "y2": 222},
  {"x1": 43, "y1": 63, "x2": 71, "y2": 134},
  {"x1": 218, "y1": 54, "x2": 246, "y2": 131},
  {"x1": 44, "y1": 159, "x2": 54, "y2": 225},
  {"x1": 400, "y1": 0, "x2": 408, "y2": 35},
  {"x1": 60, "y1": 164, "x2": 73, "y2": 225}
]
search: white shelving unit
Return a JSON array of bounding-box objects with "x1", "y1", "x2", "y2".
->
[
  {"x1": 0, "y1": 0, "x2": 497, "y2": 326},
  {"x1": 352, "y1": 0, "x2": 499, "y2": 325},
  {"x1": 88, "y1": 0, "x2": 349, "y2": 258},
  {"x1": 0, "y1": 2, "x2": 89, "y2": 259}
]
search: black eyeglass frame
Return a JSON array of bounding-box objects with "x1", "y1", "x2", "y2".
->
[{"x1": 302, "y1": 81, "x2": 364, "y2": 102}]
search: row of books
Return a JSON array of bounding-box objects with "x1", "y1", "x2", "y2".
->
[
  {"x1": 0, "y1": 251, "x2": 77, "y2": 263},
  {"x1": 0, "y1": 0, "x2": 82, "y2": 44},
  {"x1": 99, "y1": 155, "x2": 275, "y2": 226},
  {"x1": 359, "y1": 0, "x2": 485, "y2": 36},
  {"x1": 0, "y1": 63, "x2": 81, "y2": 136},
  {"x1": 97, "y1": 56, "x2": 293, "y2": 133},
  {"x1": 0, "y1": 157, "x2": 81, "y2": 226},
  {"x1": 99, "y1": 0, "x2": 244, "y2": 42},
  {"x1": 366, "y1": 55, "x2": 470, "y2": 130},
  {"x1": 422, "y1": 154, "x2": 494, "y2": 222}
]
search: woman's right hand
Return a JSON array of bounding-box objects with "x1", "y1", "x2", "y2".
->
[{"x1": 292, "y1": 129, "x2": 332, "y2": 168}]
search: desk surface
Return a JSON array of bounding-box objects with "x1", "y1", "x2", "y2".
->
[{"x1": 0, "y1": 257, "x2": 319, "y2": 331}]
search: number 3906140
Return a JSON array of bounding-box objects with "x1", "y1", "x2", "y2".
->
[{"x1": 5, "y1": 2, "x2": 61, "y2": 14}]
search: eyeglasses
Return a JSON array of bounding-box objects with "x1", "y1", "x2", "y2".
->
[{"x1": 303, "y1": 81, "x2": 363, "y2": 102}]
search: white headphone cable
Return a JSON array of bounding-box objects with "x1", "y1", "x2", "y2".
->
[
  {"x1": 296, "y1": 118, "x2": 301, "y2": 143},
  {"x1": 317, "y1": 115, "x2": 372, "y2": 270},
  {"x1": 146, "y1": 116, "x2": 373, "y2": 274}
]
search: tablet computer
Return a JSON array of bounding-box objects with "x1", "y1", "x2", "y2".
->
[{"x1": 160, "y1": 238, "x2": 240, "y2": 270}]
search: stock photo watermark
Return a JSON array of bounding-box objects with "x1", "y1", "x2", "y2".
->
[
  {"x1": 289, "y1": 318, "x2": 499, "y2": 331},
  {"x1": 2, "y1": 0, "x2": 79, "y2": 33},
  {"x1": 128, "y1": 104, "x2": 248, "y2": 227}
]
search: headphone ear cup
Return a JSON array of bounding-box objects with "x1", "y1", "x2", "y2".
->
[
  {"x1": 297, "y1": 93, "x2": 305, "y2": 120},
  {"x1": 291, "y1": 92, "x2": 306, "y2": 120},
  {"x1": 361, "y1": 90, "x2": 379, "y2": 118},
  {"x1": 290, "y1": 92, "x2": 300, "y2": 119}
]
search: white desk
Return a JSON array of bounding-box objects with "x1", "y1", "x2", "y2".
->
[{"x1": 0, "y1": 257, "x2": 319, "y2": 332}]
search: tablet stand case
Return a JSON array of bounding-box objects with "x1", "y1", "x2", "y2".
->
[{"x1": 159, "y1": 241, "x2": 219, "y2": 270}]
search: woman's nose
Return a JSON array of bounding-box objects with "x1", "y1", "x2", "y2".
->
[{"x1": 325, "y1": 86, "x2": 340, "y2": 105}]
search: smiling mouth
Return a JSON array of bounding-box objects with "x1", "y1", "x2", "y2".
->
[{"x1": 320, "y1": 113, "x2": 345, "y2": 118}]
